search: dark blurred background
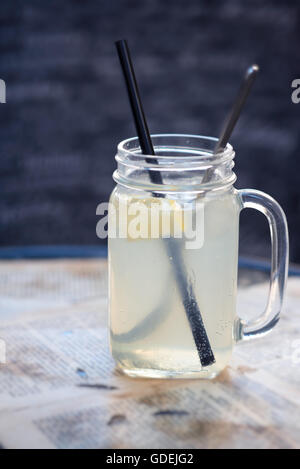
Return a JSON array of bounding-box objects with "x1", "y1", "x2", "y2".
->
[{"x1": 0, "y1": 0, "x2": 299, "y2": 261}]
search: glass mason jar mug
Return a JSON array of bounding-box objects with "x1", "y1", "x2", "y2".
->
[{"x1": 108, "y1": 134, "x2": 289, "y2": 379}]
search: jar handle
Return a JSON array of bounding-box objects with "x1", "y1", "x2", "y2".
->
[{"x1": 236, "y1": 189, "x2": 289, "y2": 341}]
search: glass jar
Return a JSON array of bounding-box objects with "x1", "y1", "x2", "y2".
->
[{"x1": 108, "y1": 134, "x2": 289, "y2": 379}]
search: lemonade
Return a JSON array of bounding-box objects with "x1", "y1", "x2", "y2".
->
[{"x1": 109, "y1": 187, "x2": 241, "y2": 378}]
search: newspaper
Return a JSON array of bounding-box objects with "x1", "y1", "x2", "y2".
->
[{"x1": 0, "y1": 260, "x2": 299, "y2": 449}]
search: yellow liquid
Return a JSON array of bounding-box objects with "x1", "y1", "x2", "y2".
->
[{"x1": 109, "y1": 189, "x2": 241, "y2": 379}]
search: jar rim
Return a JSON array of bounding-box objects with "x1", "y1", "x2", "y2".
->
[
  {"x1": 115, "y1": 133, "x2": 236, "y2": 193},
  {"x1": 117, "y1": 133, "x2": 234, "y2": 164}
]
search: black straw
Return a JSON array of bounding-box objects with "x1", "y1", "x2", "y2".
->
[
  {"x1": 202, "y1": 65, "x2": 259, "y2": 184},
  {"x1": 115, "y1": 39, "x2": 215, "y2": 368},
  {"x1": 215, "y1": 65, "x2": 259, "y2": 153},
  {"x1": 115, "y1": 40, "x2": 162, "y2": 185}
]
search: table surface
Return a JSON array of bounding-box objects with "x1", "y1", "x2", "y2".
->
[{"x1": 0, "y1": 259, "x2": 299, "y2": 449}]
